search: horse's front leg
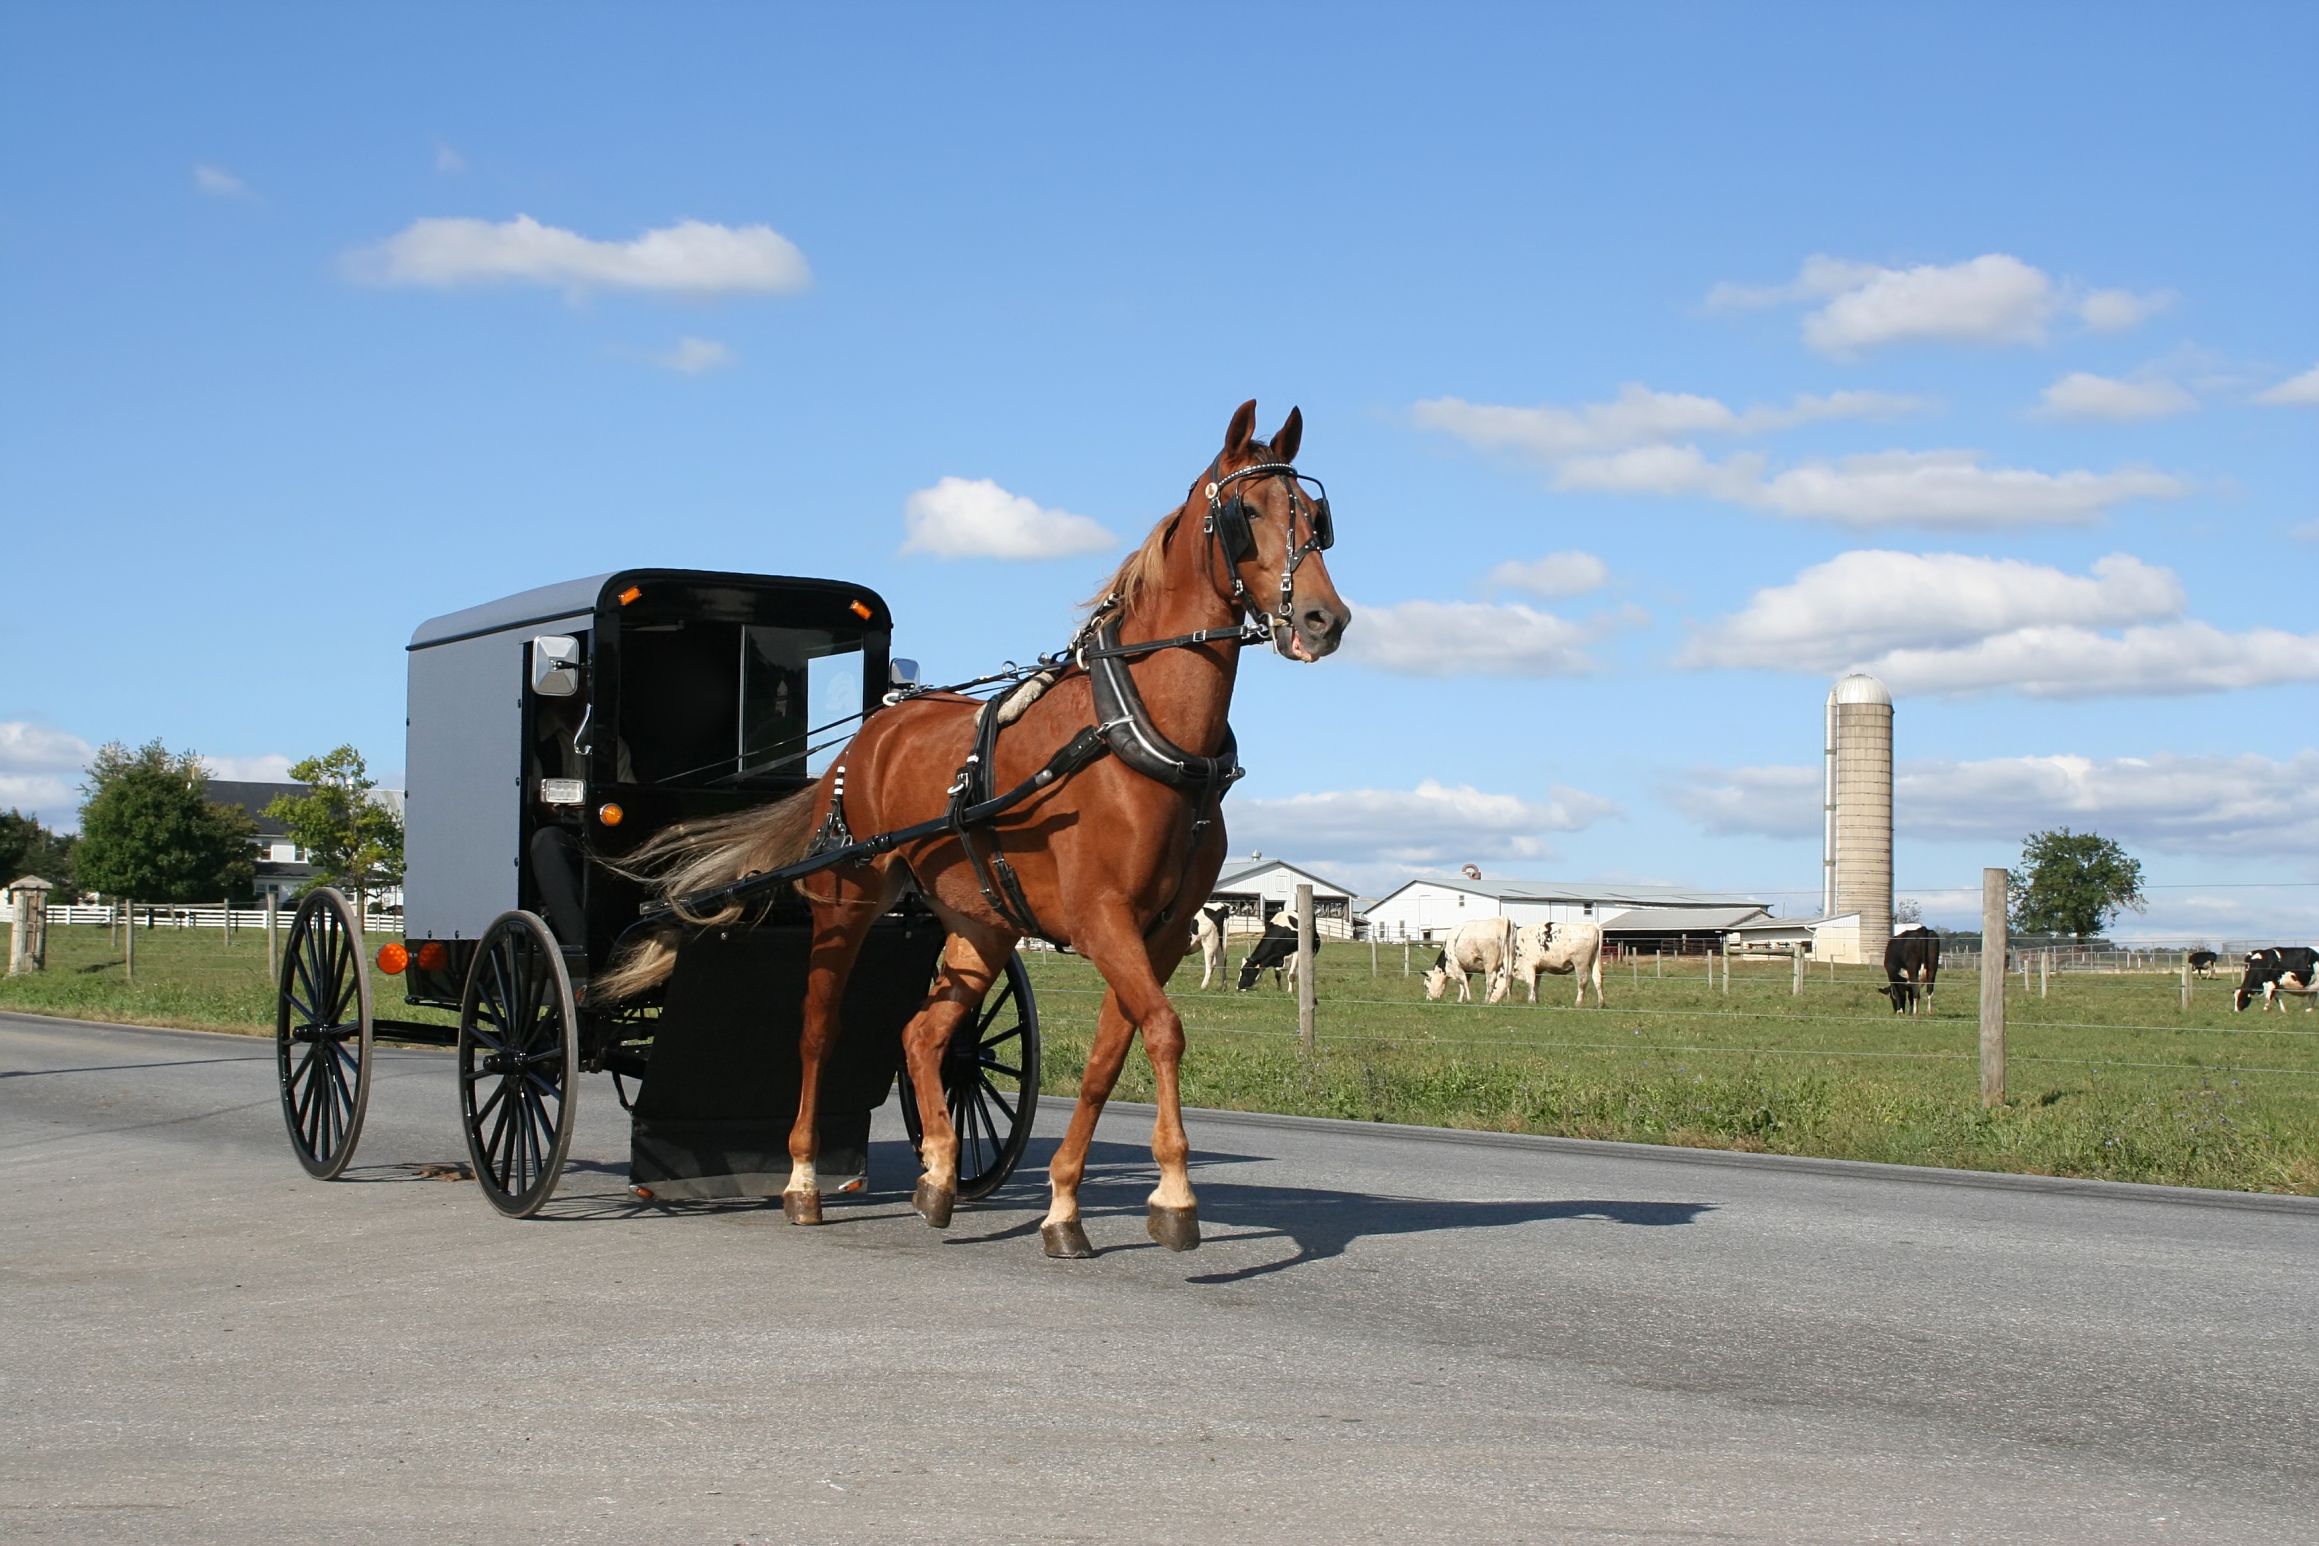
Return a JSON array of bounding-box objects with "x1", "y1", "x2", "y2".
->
[
  {"x1": 1038, "y1": 985, "x2": 1140, "y2": 1259},
  {"x1": 1072, "y1": 911, "x2": 1202, "y2": 1253},
  {"x1": 899, "y1": 928, "x2": 1011, "y2": 1229}
]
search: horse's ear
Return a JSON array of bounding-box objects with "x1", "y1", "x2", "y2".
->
[
  {"x1": 1271, "y1": 407, "x2": 1303, "y2": 464},
  {"x1": 1223, "y1": 399, "x2": 1258, "y2": 459}
]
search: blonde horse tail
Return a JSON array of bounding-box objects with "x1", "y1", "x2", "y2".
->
[{"x1": 592, "y1": 783, "x2": 827, "y2": 1002}]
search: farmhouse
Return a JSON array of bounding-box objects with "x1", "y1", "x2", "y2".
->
[
  {"x1": 208, "y1": 780, "x2": 406, "y2": 907},
  {"x1": 1363, "y1": 877, "x2": 1769, "y2": 944},
  {"x1": 1207, "y1": 857, "x2": 1356, "y2": 939}
]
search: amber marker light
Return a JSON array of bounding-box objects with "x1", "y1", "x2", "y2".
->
[
  {"x1": 618, "y1": 585, "x2": 643, "y2": 605},
  {"x1": 849, "y1": 599, "x2": 874, "y2": 620},
  {"x1": 598, "y1": 802, "x2": 625, "y2": 827},
  {"x1": 414, "y1": 942, "x2": 449, "y2": 972},
  {"x1": 376, "y1": 941, "x2": 409, "y2": 975}
]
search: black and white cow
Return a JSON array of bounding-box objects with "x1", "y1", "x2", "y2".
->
[
  {"x1": 1191, "y1": 902, "x2": 1233, "y2": 990},
  {"x1": 2234, "y1": 946, "x2": 2318, "y2": 1013},
  {"x1": 1236, "y1": 910, "x2": 1315, "y2": 992},
  {"x1": 2186, "y1": 950, "x2": 2220, "y2": 979},
  {"x1": 1509, "y1": 920, "x2": 1606, "y2": 1007},
  {"x1": 1878, "y1": 926, "x2": 1941, "y2": 1015}
]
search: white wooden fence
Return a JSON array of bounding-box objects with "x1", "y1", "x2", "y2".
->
[{"x1": 46, "y1": 902, "x2": 403, "y2": 934}]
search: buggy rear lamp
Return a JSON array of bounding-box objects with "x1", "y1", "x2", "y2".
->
[
  {"x1": 597, "y1": 802, "x2": 625, "y2": 827},
  {"x1": 414, "y1": 941, "x2": 449, "y2": 972},
  {"x1": 375, "y1": 942, "x2": 409, "y2": 975},
  {"x1": 617, "y1": 585, "x2": 643, "y2": 606},
  {"x1": 849, "y1": 599, "x2": 874, "y2": 620}
]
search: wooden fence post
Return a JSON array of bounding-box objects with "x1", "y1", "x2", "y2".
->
[
  {"x1": 124, "y1": 900, "x2": 136, "y2": 983},
  {"x1": 265, "y1": 890, "x2": 280, "y2": 982},
  {"x1": 1295, "y1": 882, "x2": 1316, "y2": 1056},
  {"x1": 1980, "y1": 868, "x2": 2007, "y2": 1107},
  {"x1": 1791, "y1": 942, "x2": 1805, "y2": 996},
  {"x1": 2180, "y1": 959, "x2": 2192, "y2": 1013},
  {"x1": 1370, "y1": 935, "x2": 1377, "y2": 977},
  {"x1": 2040, "y1": 949, "x2": 2049, "y2": 999}
]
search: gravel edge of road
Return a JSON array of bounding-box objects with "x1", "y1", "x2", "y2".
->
[{"x1": 10, "y1": 1006, "x2": 2315, "y2": 1218}]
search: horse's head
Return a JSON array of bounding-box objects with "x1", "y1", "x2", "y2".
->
[{"x1": 1202, "y1": 399, "x2": 1352, "y2": 662}]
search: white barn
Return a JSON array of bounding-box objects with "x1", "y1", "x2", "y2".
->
[
  {"x1": 1362, "y1": 877, "x2": 1770, "y2": 944},
  {"x1": 1208, "y1": 858, "x2": 1357, "y2": 939}
]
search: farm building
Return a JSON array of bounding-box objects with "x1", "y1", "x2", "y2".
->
[
  {"x1": 1362, "y1": 877, "x2": 1770, "y2": 944},
  {"x1": 1724, "y1": 912, "x2": 1865, "y2": 961},
  {"x1": 1207, "y1": 858, "x2": 1357, "y2": 939},
  {"x1": 1596, "y1": 904, "x2": 1773, "y2": 955}
]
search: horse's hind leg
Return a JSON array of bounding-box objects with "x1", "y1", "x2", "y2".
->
[
  {"x1": 897, "y1": 926, "x2": 1013, "y2": 1228},
  {"x1": 783, "y1": 882, "x2": 886, "y2": 1226}
]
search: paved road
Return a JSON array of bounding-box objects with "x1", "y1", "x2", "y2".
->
[{"x1": 3, "y1": 1011, "x2": 2314, "y2": 1544}]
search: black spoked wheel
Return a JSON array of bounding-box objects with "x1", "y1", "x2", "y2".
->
[
  {"x1": 457, "y1": 910, "x2": 579, "y2": 1218},
  {"x1": 276, "y1": 887, "x2": 374, "y2": 1180},
  {"x1": 901, "y1": 947, "x2": 1041, "y2": 1201}
]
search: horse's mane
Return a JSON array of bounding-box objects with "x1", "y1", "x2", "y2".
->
[{"x1": 1079, "y1": 440, "x2": 1270, "y2": 617}]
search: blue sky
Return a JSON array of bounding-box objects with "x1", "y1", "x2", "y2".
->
[{"x1": 4, "y1": 4, "x2": 2314, "y2": 939}]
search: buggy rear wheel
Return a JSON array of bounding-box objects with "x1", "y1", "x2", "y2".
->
[
  {"x1": 901, "y1": 947, "x2": 1040, "y2": 1201},
  {"x1": 458, "y1": 910, "x2": 579, "y2": 1218},
  {"x1": 275, "y1": 887, "x2": 374, "y2": 1180}
]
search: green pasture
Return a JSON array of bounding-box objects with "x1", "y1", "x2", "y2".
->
[{"x1": 5, "y1": 923, "x2": 2313, "y2": 1195}]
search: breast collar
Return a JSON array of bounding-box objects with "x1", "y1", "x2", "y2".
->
[{"x1": 1084, "y1": 617, "x2": 1244, "y2": 792}]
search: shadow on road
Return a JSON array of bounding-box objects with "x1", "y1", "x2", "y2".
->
[{"x1": 945, "y1": 1137, "x2": 1715, "y2": 1282}]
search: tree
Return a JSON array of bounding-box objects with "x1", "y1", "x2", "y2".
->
[
  {"x1": 0, "y1": 809, "x2": 76, "y2": 892},
  {"x1": 264, "y1": 745, "x2": 404, "y2": 910},
  {"x1": 74, "y1": 740, "x2": 255, "y2": 902},
  {"x1": 2008, "y1": 828, "x2": 2145, "y2": 941},
  {"x1": 1894, "y1": 896, "x2": 1923, "y2": 926}
]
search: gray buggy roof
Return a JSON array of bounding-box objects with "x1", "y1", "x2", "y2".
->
[{"x1": 408, "y1": 575, "x2": 616, "y2": 651}]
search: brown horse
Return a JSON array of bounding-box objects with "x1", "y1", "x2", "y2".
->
[{"x1": 599, "y1": 400, "x2": 1350, "y2": 1257}]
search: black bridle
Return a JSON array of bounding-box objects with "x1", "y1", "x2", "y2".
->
[{"x1": 1199, "y1": 459, "x2": 1335, "y2": 647}]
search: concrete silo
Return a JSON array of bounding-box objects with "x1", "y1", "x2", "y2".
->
[{"x1": 1822, "y1": 673, "x2": 1893, "y2": 962}]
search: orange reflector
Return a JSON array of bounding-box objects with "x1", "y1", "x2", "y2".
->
[
  {"x1": 598, "y1": 802, "x2": 625, "y2": 827},
  {"x1": 617, "y1": 585, "x2": 643, "y2": 606},
  {"x1": 414, "y1": 941, "x2": 449, "y2": 972},
  {"x1": 375, "y1": 941, "x2": 409, "y2": 975},
  {"x1": 849, "y1": 599, "x2": 873, "y2": 620}
]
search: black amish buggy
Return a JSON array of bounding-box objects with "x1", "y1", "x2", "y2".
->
[{"x1": 273, "y1": 569, "x2": 1039, "y2": 1217}]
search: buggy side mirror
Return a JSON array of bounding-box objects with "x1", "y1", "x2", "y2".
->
[
  {"x1": 531, "y1": 635, "x2": 582, "y2": 698},
  {"x1": 889, "y1": 657, "x2": 921, "y2": 692}
]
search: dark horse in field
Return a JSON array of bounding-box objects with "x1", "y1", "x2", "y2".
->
[{"x1": 599, "y1": 401, "x2": 1351, "y2": 1257}]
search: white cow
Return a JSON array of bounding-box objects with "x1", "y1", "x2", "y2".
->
[
  {"x1": 1511, "y1": 920, "x2": 1605, "y2": 1007},
  {"x1": 1422, "y1": 917, "x2": 1517, "y2": 1003},
  {"x1": 1191, "y1": 902, "x2": 1232, "y2": 989}
]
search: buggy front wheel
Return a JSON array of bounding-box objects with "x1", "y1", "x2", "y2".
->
[
  {"x1": 900, "y1": 947, "x2": 1040, "y2": 1201},
  {"x1": 457, "y1": 910, "x2": 580, "y2": 1218}
]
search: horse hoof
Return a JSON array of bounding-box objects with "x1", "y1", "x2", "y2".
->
[
  {"x1": 912, "y1": 1180, "x2": 956, "y2": 1229},
  {"x1": 782, "y1": 1190, "x2": 822, "y2": 1226},
  {"x1": 1146, "y1": 1202, "x2": 1201, "y2": 1252},
  {"x1": 1041, "y1": 1220, "x2": 1095, "y2": 1259}
]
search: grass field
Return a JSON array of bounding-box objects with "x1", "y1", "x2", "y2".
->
[{"x1": 5, "y1": 922, "x2": 2313, "y2": 1195}]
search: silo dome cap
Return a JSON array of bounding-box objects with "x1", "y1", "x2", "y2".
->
[{"x1": 1829, "y1": 672, "x2": 1892, "y2": 706}]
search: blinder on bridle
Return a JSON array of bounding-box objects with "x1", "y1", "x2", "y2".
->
[{"x1": 1200, "y1": 460, "x2": 1334, "y2": 629}]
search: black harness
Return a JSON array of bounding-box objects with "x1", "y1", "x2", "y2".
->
[{"x1": 1199, "y1": 459, "x2": 1334, "y2": 641}]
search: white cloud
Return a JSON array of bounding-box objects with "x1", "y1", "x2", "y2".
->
[
  {"x1": 2033, "y1": 371, "x2": 2196, "y2": 421},
  {"x1": 899, "y1": 477, "x2": 1116, "y2": 560},
  {"x1": 2254, "y1": 363, "x2": 2319, "y2": 407},
  {"x1": 345, "y1": 215, "x2": 811, "y2": 295},
  {"x1": 2078, "y1": 287, "x2": 2175, "y2": 332},
  {"x1": 1232, "y1": 779, "x2": 1620, "y2": 872},
  {"x1": 434, "y1": 141, "x2": 465, "y2": 174},
  {"x1": 1682, "y1": 551, "x2": 2183, "y2": 670},
  {"x1": 654, "y1": 336, "x2": 734, "y2": 375},
  {"x1": 2293, "y1": 520, "x2": 2319, "y2": 543},
  {"x1": 1677, "y1": 752, "x2": 2319, "y2": 857},
  {"x1": 1484, "y1": 550, "x2": 1609, "y2": 599},
  {"x1": 193, "y1": 164, "x2": 249, "y2": 198},
  {"x1": 1872, "y1": 621, "x2": 2319, "y2": 698},
  {"x1": 0, "y1": 723, "x2": 92, "y2": 825},
  {"x1": 1553, "y1": 445, "x2": 2184, "y2": 529},
  {"x1": 1413, "y1": 383, "x2": 1925, "y2": 460},
  {"x1": 1343, "y1": 599, "x2": 1619, "y2": 677},
  {"x1": 1706, "y1": 253, "x2": 2169, "y2": 356},
  {"x1": 1684, "y1": 550, "x2": 2319, "y2": 698},
  {"x1": 204, "y1": 753, "x2": 297, "y2": 783}
]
